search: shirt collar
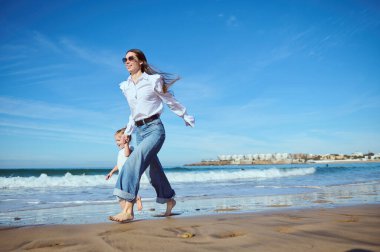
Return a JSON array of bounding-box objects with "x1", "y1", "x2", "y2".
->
[{"x1": 127, "y1": 72, "x2": 149, "y2": 84}]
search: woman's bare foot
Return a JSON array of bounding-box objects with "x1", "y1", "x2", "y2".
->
[
  {"x1": 109, "y1": 212, "x2": 134, "y2": 223},
  {"x1": 136, "y1": 196, "x2": 143, "y2": 211},
  {"x1": 110, "y1": 200, "x2": 134, "y2": 223},
  {"x1": 164, "y1": 199, "x2": 176, "y2": 216}
]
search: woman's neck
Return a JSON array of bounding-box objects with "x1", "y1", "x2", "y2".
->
[{"x1": 130, "y1": 70, "x2": 143, "y2": 84}]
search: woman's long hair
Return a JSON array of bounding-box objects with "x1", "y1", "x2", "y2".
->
[{"x1": 127, "y1": 48, "x2": 179, "y2": 93}]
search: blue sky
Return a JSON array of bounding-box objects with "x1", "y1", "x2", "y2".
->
[{"x1": 0, "y1": 0, "x2": 379, "y2": 168}]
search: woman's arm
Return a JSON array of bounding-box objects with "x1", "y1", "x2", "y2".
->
[
  {"x1": 124, "y1": 114, "x2": 135, "y2": 136},
  {"x1": 153, "y1": 76, "x2": 195, "y2": 127},
  {"x1": 120, "y1": 115, "x2": 134, "y2": 145},
  {"x1": 119, "y1": 82, "x2": 135, "y2": 137}
]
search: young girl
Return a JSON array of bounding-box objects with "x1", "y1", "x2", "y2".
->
[{"x1": 106, "y1": 128, "x2": 142, "y2": 211}]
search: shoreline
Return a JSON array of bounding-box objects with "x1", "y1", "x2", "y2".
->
[
  {"x1": 1, "y1": 204, "x2": 379, "y2": 251},
  {"x1": 2, "y1": 175, "x2": 379, "y2": 227}
]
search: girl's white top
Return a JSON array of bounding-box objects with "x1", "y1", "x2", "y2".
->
[
  {"x1": 119, "y1": 72, "x2": 195, "y2": 135},
  {"x1": 117, "y1": 148, "x2": 128, "y2": 170}
]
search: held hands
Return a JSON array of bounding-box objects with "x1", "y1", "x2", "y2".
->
[{"x1": 120, "y1": 134, "x2": 131, "y2": 145}]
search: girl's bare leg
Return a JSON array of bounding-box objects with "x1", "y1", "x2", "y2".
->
[
  {"x1": 119, "y1": 199, "x2": 126, "y2": 210},
  {"x1": 136, "y1": 196, "x2": 143, "y2": 211},
  {"x1": 109, "y1": 201, "x2": 134, "y2": 223}
]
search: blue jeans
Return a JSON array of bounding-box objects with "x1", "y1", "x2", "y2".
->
[{"x1": 113, "y1": 118, "x2": 175, "y2": 204}]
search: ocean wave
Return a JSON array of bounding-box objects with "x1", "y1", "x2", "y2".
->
[
  {"x1": 0, "y1": 167, "x2": 316, "y2": 189},
  {"x1": 167, "y1": 167, "x2": 316, "y2": 183}
]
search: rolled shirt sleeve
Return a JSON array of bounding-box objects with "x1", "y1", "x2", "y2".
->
[
  {"x1": 124, "y1": 114, "x2": 135, "y2": 136},
  {"x1": 153, "y1": 76, "x2": 195, "y2": 127}
]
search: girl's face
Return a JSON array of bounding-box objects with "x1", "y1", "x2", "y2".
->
[
  {"x1": 114, "y1": 133, "x2": 124, "y2": 148},
  {"x1": 124, "y1": 52, "x2": 142, "y2": 74}
]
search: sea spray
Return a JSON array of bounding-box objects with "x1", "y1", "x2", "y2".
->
[{"x1": 0, "y1": 167, "x2": 316, "y2": 189}]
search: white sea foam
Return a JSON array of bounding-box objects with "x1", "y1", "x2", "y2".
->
[
  {"x1": 167, "y1": 167, "x2": 316, "y2": 183},
  {"x1": 51, "y1": 200, "x2": 115, "y2": 205},
  {"x1": 0, "y1": 172, "x2": 120, "y2": 189},
  {"x1": 0, "y1": 168, "x2": 316, "y2": 189}
]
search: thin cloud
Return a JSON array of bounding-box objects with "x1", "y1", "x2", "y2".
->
[
  {"x1": 253, "y1": 46, "x2": 293, "y2": 70},
  {"x1": 218, "y1": 13, "x2": 239, "y2": 27},
  {"x1": 0, "y1": 96, "x2": 106, "y2": 121},
  {"x1": 0, "y1": 120, "x2": 110, "y2": 145},
  {"x1": 32, "y1": 31, "x2": 63, "y2": 54},
  {"x1": 59, "y1": 37, "x2": 120, "y2": 68},
  {"x1": 335, "y1": 94, "x2": 380, "y2": 116},
  {"x1": 0, "y1": 64, "x2": 66, "y2": 77},
  {"x1": 226, "y1": 15, "x2": 238, "y2": 27}
]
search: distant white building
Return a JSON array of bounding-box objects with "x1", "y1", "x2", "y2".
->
[
  {"x1": 218, "y1": 155, "x2": 233, "y2": 161},
  {"x1": 264, "y1": 154, "x2": 272, "y2": 161},
  {"x1": 258, "y1": 154, "x2": 265, "y2": 160},
  {"x1": 274, "y1": 153, "x2": 290, "y2": 161},
  {"x1": 352, "y1": 152, "x2": 364, "y2": 157},
  {"x1": 245, "y1": 154, "x2": 253, "y2": 161}
]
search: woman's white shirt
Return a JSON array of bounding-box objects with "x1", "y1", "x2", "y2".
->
[{"x1": 119, "y1": 72, "x2": 195, "y2": 135}]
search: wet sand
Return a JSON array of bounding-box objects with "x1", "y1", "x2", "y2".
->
[{"x1": 1, "y1": 204, "x2": 379, "y2": 252}]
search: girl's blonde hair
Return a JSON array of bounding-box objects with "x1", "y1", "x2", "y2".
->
[
  {"x1": 115, "y1": 128, "x2": 126, "y2": 135},
  {"x1": 115, "y1": 128, "x2": 131, "y2": 141}
]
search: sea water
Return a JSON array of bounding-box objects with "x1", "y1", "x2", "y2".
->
[{"x1": 1, "y1": 162, "x2": 379, "y2": 226}]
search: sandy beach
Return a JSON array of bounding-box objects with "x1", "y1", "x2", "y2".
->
[{"x1": 1, "y1": 204, "x2": 379, "y2": 252}]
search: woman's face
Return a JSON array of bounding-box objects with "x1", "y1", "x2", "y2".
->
[{"x1": 124, "y1": 52, "x2": 142, "y2": 74}]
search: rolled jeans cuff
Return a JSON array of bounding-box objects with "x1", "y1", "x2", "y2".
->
[
  {"x1": 113, "y1": 188, "x2": 135, "y2": 202},
  {"x1": 156, "y1": 192, "x2": 175, "y2": 204}
]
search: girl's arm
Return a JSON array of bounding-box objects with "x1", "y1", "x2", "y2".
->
[
  {"x1": 124, "y1": 145, "x2": 131, "y2": 157},
  {"x1": 106, "y1": 165, "x2": 119, "y2": 180}
]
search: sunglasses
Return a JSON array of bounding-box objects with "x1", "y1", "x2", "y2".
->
[{"x1": 122, "y1": 56, "x2": 137, "y2": 63}]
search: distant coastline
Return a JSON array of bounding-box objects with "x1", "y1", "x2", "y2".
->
[
  {"x1": 185, "y1": 159, "x2": 380, "y2": 166},
  {"x1": 185, "y1": 152, "x2": 380, "y2": 166}
]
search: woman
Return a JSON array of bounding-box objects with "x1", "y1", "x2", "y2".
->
[{"x1": 110, "y1": 49, "x2": 195, "y2": 222}]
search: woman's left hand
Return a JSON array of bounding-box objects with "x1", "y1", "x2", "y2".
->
[
  {"x1": 185, "y1": 121, "x2": 193, "y2": 127},
  {"x1": 184, "y1": 115, "x2": 195, "y2": 127}
]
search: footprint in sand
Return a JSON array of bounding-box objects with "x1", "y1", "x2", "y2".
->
[
  {"x1": 164, "y1": 226, "x2": 198, "y2": 239},
  {"x1": 285, "y1": 215, "x2": 306, "y2": 221},
  {"x1": 337, "y1": 215, "x2": 359, "y2": 223},
  {"x1": 210, "y1": 231, "x2": 246, "y2": 239},
  {"x1": 177, "y1": 232, "x2": 195, "y2": 238},
  {"x1": 21, "y1": 239, "x2": 78, "y2": 250},
  {"x1": 276, "y1": 226, "x2": 296, "y2": 234}
]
